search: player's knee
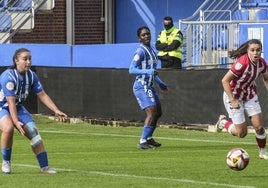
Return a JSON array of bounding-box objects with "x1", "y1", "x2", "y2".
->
[
  {"x1": 255, "y1": 127, "x2": 265, "y2": 135},
  {"x1": 30, "y1": 134, "x2": 42, "y2": 147},
  {"x1": 25, "y1": 122, "x2": 42, "y2": 147},
  {"x1": 25, "y1": 122, "x2": 38, "y2": 136},
  {"x1": 237, "y1": 130, "x2": 247, "y2": 138}
]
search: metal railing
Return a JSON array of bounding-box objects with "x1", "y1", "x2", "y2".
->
[
  {"x1": 0, "y1": 0, "x2": 50, "y2": 43},
  {"x1": 181, "y1": 20, "x2": 240, "y2": 69},
  {"x1": 178, "y1": 0, "x2": 266, "y2": 69}
]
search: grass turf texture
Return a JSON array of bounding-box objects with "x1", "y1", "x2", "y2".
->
[{"x1": 0, "y1": 115, "x2": 266, "y2": 188}]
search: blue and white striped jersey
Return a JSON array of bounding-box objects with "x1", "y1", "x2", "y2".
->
[
  {"x1": 129, "y1": 44, "x2": 158, "y2": 86},
  {"x1": 0, "y1": 68, "x2": 43, "y2": 107}
]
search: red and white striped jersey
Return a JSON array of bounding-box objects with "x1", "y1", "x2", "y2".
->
[{"x1": 230, "y1": 53, "x2": 267, "y2": 102}]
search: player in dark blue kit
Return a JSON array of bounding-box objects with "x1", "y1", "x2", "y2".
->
[
  {"x1": 129, "y1": 26, "x2": 168, "y2": 149},
  {"x1": 0, "y1": 48, "x2": 67, "y2": 174}
]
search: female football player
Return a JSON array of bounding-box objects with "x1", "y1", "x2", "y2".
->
[
  {"x1": 0, "y1": 48, "x2": 68, "y2": 174},
  {"x1": 129, "y1": 26, "x2": 168, "y2": 149},
  {"x1": 216, "y1": 39, "x2": 268, "y2": 159}
]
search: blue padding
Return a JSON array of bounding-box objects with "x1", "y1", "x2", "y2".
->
[
  {"x1": 73, "y1": 43, "x2": 161, "y2": 68},
  {"x1": 73, "y1": 43, "x2": 138, "y2": 68},
  {"x1": 0, "y1": 43, "x2": 71, "y2": 67}
]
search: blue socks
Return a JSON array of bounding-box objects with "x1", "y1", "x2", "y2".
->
[
  {"x1": 2, "y1": 148, "x2": 12, "y2": 162},
  {"x1": 36, "y1": 151, "x2": 48, "y2": 168},
  {"x1": 141, "y1": 125, "x2": 155, "y2": 141}
]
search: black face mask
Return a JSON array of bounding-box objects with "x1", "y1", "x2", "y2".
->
[{"x1": 164, "y1": 22, "x2": 174, "y2": 30}]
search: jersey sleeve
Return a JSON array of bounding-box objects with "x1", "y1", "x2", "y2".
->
[
  {"x1": 230, "y1": 59, "x2": 246, "y2": 77},
  {"x1": 31, "y1": 71, "x2": 44, "y2": 94},
  {"x1": 0, "y1": 70, "x2": 16, "y2": 97}
]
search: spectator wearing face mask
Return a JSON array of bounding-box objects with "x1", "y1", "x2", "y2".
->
[{"x1": 155, "y1": 16, "x2": 183, "y2": 69}]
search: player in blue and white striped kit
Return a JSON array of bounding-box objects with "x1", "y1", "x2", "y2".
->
[
  {"x1": 129, "y1": 26, "x2": 168, "y2": 149},
  {"x1": 0, "y1": 48, "x2": 67, "y2": 174}
]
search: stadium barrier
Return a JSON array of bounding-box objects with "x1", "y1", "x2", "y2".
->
[
  {"x1": 0, "y1": 67, "x2": 265, "y2": 126},
  {"x1": 0, "y1": 43, "x2": 160, "y2": 68},
  {"x1": 1, "y1": 43, "x2": 268, "y2": 125}
]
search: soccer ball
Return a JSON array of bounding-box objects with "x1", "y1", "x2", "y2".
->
[{"x1": 226, "y1": 148, "x2": 249, "y2": 171}]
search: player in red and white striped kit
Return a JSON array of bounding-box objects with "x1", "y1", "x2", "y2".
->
[{"x1": 216, "y1": 39, "x2": 268, "y2": 159}]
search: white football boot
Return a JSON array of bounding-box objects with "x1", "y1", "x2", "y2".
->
[
  {"x1": 215, "y1": 115, "x2": 227, "y2": 132},
  {"x1": 41, "y1": 166, "x2": 57, "y2": 174},
  {"x1": 259, "y1": 148, "x2": 268, "y2": 159},
  {"x1": 2, "y1": 161, "x2": 11, "y2": 174}
]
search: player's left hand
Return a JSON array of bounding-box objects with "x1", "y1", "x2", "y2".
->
[{"x1": 55, "y1": 110, "x2": 68, "y2": 122}]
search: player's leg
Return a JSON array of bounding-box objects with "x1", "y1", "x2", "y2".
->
[
  {"x1": 216, "y1": 92, "x2": 248, "y2": 137},
  {"x1": 18, "y1": 106, "x2": 56, "y2": 173},
  {"x1": 144, "y1": 106, "x2": 162, "y2": 147},
  {"x1": 0, "y1": 112, "x2": 14, "y2": 174},
  {"x1": 22, "y1": 122, "x2": 56, "y2": 173},
  {"x1": 134, "y1": 86, "x2": 158, "y2": 149},
  {"x1": 245, "y1": 96, "x2": 268, "y2": 159},
  {"x1": 250, "y1": 114, "x2": 268, "y2": 159},
  {"x1": 146, "y1": 94, "x2": 162, "y2": 147}
]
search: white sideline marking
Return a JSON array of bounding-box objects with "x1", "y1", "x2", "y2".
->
[
  {"x1": 41, "y1": 130, "x2": 256, "y2": 145},
  {"x1": 14, "y1": 164, "x2": 255, "y2": 188}
]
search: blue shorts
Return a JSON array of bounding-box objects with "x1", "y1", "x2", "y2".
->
[
  {"x1": 133, "y1": 83, "x2": 160, "y2": 110},
  {"x1": 0, "y1": 105, "x2": 34, "y2": 124}
]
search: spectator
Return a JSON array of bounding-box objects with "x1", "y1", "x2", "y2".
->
[{"x1": 155, "y1": 16, "x2": 183, "y2": 69}]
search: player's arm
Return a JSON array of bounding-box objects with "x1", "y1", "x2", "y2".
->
[
  {"x1": 37, "y1": 91, "x2": 67, "y2": 122},
  {"x1": 129, "y1": 52, "x2": 155, "y2": 75},
  {"x1": 221, "y1": 70, "x2": 239, "y2": 109},
  {"x1": 154, "y1": 75, "x2": 168, "y2": 91}
]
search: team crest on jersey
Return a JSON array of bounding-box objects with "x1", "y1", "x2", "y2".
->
[
  {"x1": 6, "y1": 82, "x2": 14, "y2": 91},
  {"x1": 234, "y1": 62, "x2": 242, "y2": 70},
  {"x1": 134, "y1": 54, "x2": 140, "y2": 61}
]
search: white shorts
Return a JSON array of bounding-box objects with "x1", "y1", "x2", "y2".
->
[{"x1": 223, "y1": 92, "x2": 262, "y2": 124}]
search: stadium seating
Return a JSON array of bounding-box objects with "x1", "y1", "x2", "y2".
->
[
  {"x1": 254, "y1": 8, "x2": 268, "y2": 20},
  {"x1": 232, "y1": 9, "x2": 249, "y2": 20},
  {"x1": 0, "y1": 12, "x2": 12, "y2": 32},
  {"x1": 7, "y1": 0, "x2": 32, "y2": 11},
  {"x1": 39, "y1": 0, "x2": 55, "y2": 11},
  {"x1": 7, "y1": 0, "x2": 34, "y2": 30},
  {"x1": 250, "y1": 0, "x2": 267, "y2": 2},
  {"x1": 0, "y1": 0, "x2": 6, "y2": 11},
  {"x1": 241, "y1": 0, "x2": 268, "y2": 8},
  {"x1": 0, "y1": 12, "x2": 11, "y2": 43}
]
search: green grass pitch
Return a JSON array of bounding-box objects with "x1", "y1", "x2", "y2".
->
[{"x1": 0, "y1": 115, "x2": 266, "y2": 188}]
